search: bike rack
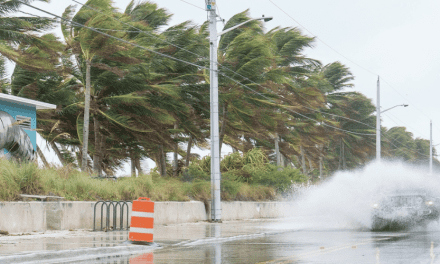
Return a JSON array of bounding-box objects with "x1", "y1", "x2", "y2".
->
[{"x1": 93, "y1": 201, "x2": 132, "y2": 231}]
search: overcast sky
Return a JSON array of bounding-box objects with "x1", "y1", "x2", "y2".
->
[{"x1": 10, "y1": 0, "x2": 440, "y2": 174}]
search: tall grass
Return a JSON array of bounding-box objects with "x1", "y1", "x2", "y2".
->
[{"x1": 0, "y1": 158, "x2": 275, "y2": 202}]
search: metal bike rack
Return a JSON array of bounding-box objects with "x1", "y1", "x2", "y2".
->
[{"x1": 93, "y1": 201, "x2": 132, "y2": 231}]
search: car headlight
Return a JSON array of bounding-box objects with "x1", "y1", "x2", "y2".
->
[
  {"x1": 426, "y1": 201, "x2": 434, "y2": 206},
  {"x1": 373, "y1": 203, "x2": 379, "y2": 208}
]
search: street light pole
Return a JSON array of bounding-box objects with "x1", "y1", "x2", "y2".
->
[
  {"x1": 376, "y1": 76, "x2": 409, "y2": 162},
  {"x1": 208, "y1": 1, "x2": 221, "y2": 222},
  {"x1": 207, "y1": 1, "x2": 272, "y2": 221},
  {"x1": 376, "y1": 76, "x2": 381, "y2": 162}
]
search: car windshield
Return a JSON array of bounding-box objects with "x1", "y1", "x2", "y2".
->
[{"x1": 389, "y1": 195, "x2": 424, "y2": 207}]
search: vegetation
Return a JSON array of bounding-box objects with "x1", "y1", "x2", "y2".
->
[
  {"x1": 0, "y1": 157, "x2": 279, "y2": 201},
  {"x1": 0, "y1": 0, "x2": 438, "y2": 202}
]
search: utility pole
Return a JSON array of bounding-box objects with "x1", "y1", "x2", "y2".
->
[
  {"x1": 376, "y1": 76, "x2": 381, "y2": 162},
  {"x1": 206, "y1": 2, "x2": 272, "y2": 222},
  {"x1": 430, "y1": 120, "x2": 433, "y2": 175},
  {"x1": 207, "y1": 0, "x2": 221, "y2": 222}
]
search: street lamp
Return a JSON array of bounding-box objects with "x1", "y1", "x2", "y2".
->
[
  {"x1": 376, "y1": 77, "x2": 408, "y2": 162},
  {"x1": 381, "y1": 104, "x2": 408, "y2": 114},
  {"x1": 207, "y1": 1, "x2": 272, "y2": 221}
]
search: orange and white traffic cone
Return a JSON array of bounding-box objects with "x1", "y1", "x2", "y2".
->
[{"x1": 129, "y1": 197, "x2": 154, "y2": 242}]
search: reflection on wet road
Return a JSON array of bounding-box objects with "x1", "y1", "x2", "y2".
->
[{"x1": 63, "y1": 220, "x2": 440, "y2": 264}]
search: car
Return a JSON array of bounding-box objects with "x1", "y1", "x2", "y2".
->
[{"x1": 371, "y1": 189, "x2": 440, "y2": 231}]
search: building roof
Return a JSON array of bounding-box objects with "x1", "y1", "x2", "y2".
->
[{"x1": 0, "y1": 93, "x2": 56, "y2": 110}]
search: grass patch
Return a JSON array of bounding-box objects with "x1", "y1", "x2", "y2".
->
[{"x1": 0, "y1": 158, "x2": 276, "y2": 202}]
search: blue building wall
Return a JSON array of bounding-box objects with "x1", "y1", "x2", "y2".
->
[{"x1": 0, "y1": 100, "x2": 37, "y2": 154}]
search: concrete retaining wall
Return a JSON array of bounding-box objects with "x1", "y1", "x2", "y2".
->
[{"x1": 0, "y1": 201, "x2": 293, "y2": 234}]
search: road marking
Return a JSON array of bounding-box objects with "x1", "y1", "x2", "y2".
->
[{"x1": 258, "y1": 237, "x2": 392, "y2": 264}]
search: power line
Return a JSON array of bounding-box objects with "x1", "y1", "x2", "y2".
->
[
  {"x1": 23, "y1": 1, "x2": 376, "y2": 138},
  {"x1": 380, "y1": 77, "x2": 433, "y2": 122},
  {"x1": 267, "y1": 0, "x2": 378, "y2": 76},
  {"x1": 221, "y1": 74, "x2": 376, "y2": 136},
  {"x1": 178, "y1": 0, "x2": 205, "y2": 11},
  {"x1": 222, "y1": 70, "x2": 434, "y2": 158},
  {"x1": 268, "y1": 0, "x2": 439, "y2": 137},
  {"x1": 73, "y1": 0, "x2": 298, "y2": 101},
  {"x1": 381, "y1": 113, "x2": 432, "y2": 158},
  {"x1": 19, "y1": 1, "x2": 208, "y2": 70},
  {"x1": 71, "y1": 0, "x2": 207, "y2": 63},
  {"x1": 21, "y1": 2, "x2": 433, "y2": 158},
  {"x1": 68, "y1": 0, "x2": 386, "y2": 138},
  {"x1": 383, "y1": 111, "x2": 429, "y2": 139}
]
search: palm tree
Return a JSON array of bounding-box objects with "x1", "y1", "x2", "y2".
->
[
  {"x1": 0, "y1": 56, "x2": 9, "y2": 93},
  {"x1": 310, "y1": 62, "x2": 376, "y2": 172},
  {"x1": 0, "y1": 0, "x2": 63, "y2": 72},
  {"x1": 63, "y1": 0, "x2": 144, "y2": 172}
]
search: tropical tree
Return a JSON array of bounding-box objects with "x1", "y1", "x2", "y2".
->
[
  {"x1": 0, "y1": 56, "x2": 8, "y2": 93},
  {"x1": 0, "y1": 0, "x2": 63, "y2": 73},
  {"x1": 308, "y1": 62, "x2": 376, "y2": 173}
]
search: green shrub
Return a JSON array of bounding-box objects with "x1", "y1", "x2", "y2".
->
[
  {"x1": 182, "y1": 164, "x2": 210, "y2": 182},
  {"x1": 251, "y1": 164, "x2": 307, "y2": 192}
]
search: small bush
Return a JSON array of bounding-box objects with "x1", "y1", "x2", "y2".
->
[
  {"x1": 251, "y1": 164, "x2": 307, "y2": 192},
  {"x1": 181, "y1": 164, "x2": 210, "y2": 182}
]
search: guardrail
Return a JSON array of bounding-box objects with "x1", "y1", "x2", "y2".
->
[{"x1": 93, "y1": 201, "x2": 132, "y2": 231}]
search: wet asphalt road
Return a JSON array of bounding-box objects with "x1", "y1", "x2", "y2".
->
[
  {"x1": 2, "y1": 220, "x2": 440, "y2": 263},
  {"x1": 78, "y1": 220, "x2": 440, "y2": 263},
  {"x1": 126, "y1": 227, "x2": 440, "y2": 264}
]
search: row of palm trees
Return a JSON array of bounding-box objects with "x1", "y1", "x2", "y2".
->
[{"x1": 0, "y1": 0, "x2": 436, "y2": 177}]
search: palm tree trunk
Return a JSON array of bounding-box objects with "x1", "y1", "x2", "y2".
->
[
  {"x1": 319, "y1": 156, "x2": 323, "y2": 178},
  {"x1": 173, "y1": 123, "x2": 178, "y2": 177},
  {"x1": 50, "y1": 141, "x2": 65, "y2": 165},
  {"x1": 93, "y1": 116, "x2": 101, "y2": 175},
  {"x1": 81, "y1": 59, "x2": 92, "y2": 172},
  {"x1": 274, "y1": 133, "x2": 280, "y2": 166},
  {"x1": 154, "y1": 151, "x2": 162, "y2": 176},
  {"x1": 37, "y1": 145, "x2": 50, "y2": 168},
  {"x1": 159, "y1": 145, "x2": 166, "y2": 177},
  {"x1": 342, "y1": 142, "x2": 346, "y2": 170},
  {"x1": 185, "y1": 135, "x2": 192, "y2": 167},
  {"x1": 300, "y1": 146, "x2": 307, "y2": 176},
  {"x1": 130, "y1": 150, "x2": 136, "y2": 177},
  {"x1": 135, "y1": 157, "x2": 144, "y2": 175},
  {"x1": 99, "y1": 137, "x2": 105, "y2": 175},
  {"x1": 318, "y1": 144, "x2": 323, "y2": 178},
  {"x1": 308, "y1": 157, "x2": 314, "y2": 173},
  {"x1": 338, "y1": 139, "x2": 343, "y2": 170},
  {"x1": 219, "y1": 103, "x2": 228, "y2": 155}
]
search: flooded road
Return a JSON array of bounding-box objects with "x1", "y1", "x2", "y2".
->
[
  {"x1": 1, "y1": 219, "x2": 440, "y2": 263},
  {"x1": 1, "y1": 219, "x2": 433, "y2": 264},
  {"x1": 146, "y1": 228, "x2": 440, "y2": 264}
]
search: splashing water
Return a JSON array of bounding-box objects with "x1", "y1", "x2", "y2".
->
[{"x1": 279, "y1": 161, "x2": 440, "y2": 231}]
